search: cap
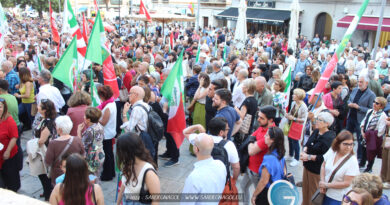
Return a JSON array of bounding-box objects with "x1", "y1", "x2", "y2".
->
[{"x1": 200, "y1": 52, "x2": 207, "y2": 58}]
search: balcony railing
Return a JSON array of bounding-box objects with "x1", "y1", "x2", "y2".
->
[{"x1": 200, "y1": 0, "x2": 226, "y2": 5}]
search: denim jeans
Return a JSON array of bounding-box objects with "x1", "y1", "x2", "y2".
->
[
  {"x1": 18, "y1": 103, "x2": 34, "y2": 126},
  {"x1": 288, "y1": 138, "x2": 300, "y2": 160}
]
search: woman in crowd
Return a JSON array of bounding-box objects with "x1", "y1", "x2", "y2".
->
[
  {"x1": 45, "y1": 115, "x2": 85, "y2": 186},
  {"x1": 116, "y1": 132, "x2": 160, "y2": 205},
  {"x1": 267, "y1": 68, "x2": 282, "y2": 89},
  {"x1": 49, "y1": 153, "x2": 104, "y2": 205},
  {"x1": 66, "y1": 91, "x2": 91, "y2": 136},
  {"x1": 272, "y1": 79, "x2": 286, "y2": 126},
  {"x1": 342, "y1": 188, "x2": 373, "y2": 205},
  {"x1": 0, "y1": 98, "x2": 20, "y2": 192},
  {"x1": 300, "y1": 112, "x2": 336, "y2": 205},
  {"x1": 286, "y1": 88, "x2": 308, "y2": 167},
  {"x1": 192, "y1": 72, "x2": 210, "y2": 129},
  {"x1": 251, "y1": 127, "x2": 286, "y2": 205},
  {"x1": 352, "y1": 173, "x2": 390, "y2": 204},
  {"x1": 81, "y1": 70, "x2": 95, "y2": 93},
  {"x1": 35, "y1": 99, "x2": 57, "y2": 201},
  {"x1": 322, "y1": 81, "x2": 345, "y2": 134},
  {"x1": 97, "y1": 85, "x2": 117, "y2": 181},
  {"x1": 360, "y1": 97, "x2": 387, "y2": 173},
  {"x1": 14, "y1": 67, "x2": 35, "y2": 127},
  {"x1": 320, "y1": 130, "x2": 360, "y2": 205},
  {"x1": 339, "y1": 74, "x2": 351, "y2": 101},
  {"x1": 298, "y1": 65, "x2": 315, "y2": 92},
  {"x1": 77, "y1": 107, "x2": 105, "y2": 179},
  {"x1": 14, "y1": 58, "x2": 27, "y2": 72}
]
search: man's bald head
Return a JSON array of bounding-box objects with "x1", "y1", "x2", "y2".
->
[
  {"x1": 46, "y1": 56, "x2": 56, "y2": 68},
  {"x1": 1, "y1": 60, "x2": 13, "y2": 73},
  {"x1": 129, "y1": 86, "x2": 145, "y2": 104},
  {"x1": 255, "y1": 76, "x2": 267, "y2": 93},
  {"x1": 194, "y1": 133, "x2": 214, "y2": 157}
]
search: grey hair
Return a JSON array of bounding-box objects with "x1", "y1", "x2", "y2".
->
[
  {"x1": 39, "y1": 69, "x2": 52, "y2": 83},
  {"x1": 55, "y1": 115, "x2": 73, "y2": 135},
  {"x1": 222, "y1": 66, "x2": 231, "y2": 76},
  {"x1": 367, "y1": 60, "x2": 375, "y2": 65},
  {"x1": 359, "y1": 74, "x2": 370, "y2": 82},
  {"x1": 213, "y1": 62, "x2": 221, "y2": 69},
  {"x1": 206, "y1": 65, "x2": 213, "y2": 74},
  {"x1": 317, "y1": 112, "x2": 334, "y2": 127},
  {"x1": 238, "y1": 69, "x2": 249, "y2": 78},
  {"x1": 368, "y1": 69, "x2": 376, "y2": 80}
]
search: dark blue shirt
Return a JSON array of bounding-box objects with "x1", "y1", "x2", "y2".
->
[{"x1": 215, "y1": 106, "x2": 240, "y2": 140}]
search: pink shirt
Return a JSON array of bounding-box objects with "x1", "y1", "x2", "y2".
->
[{"x1": 66, "y1": 105, "x2": 88, "y2": 136}]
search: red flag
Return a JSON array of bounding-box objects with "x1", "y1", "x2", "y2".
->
[
  {"x1": 170, "y1": 32, "x2": 174, "y2": 50},
  {"x1": 49, "y1": 1, "x2": 60, "y2": 44},
  {"x1": 94, "y1": 0, "x2": 99, "y2": 13},
  {"x1": 82, "y1": 13, "x2": 89, "y2": 45},
  {"x1": 139, "y1": 0, "x2": 152, "y2": 22},
  {"x1": 103, "y1": 55, "x2": 120, "y2": 99}
]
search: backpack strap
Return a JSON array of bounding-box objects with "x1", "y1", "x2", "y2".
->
[
  {"x1": 217, "y1": 139, "x2": 232, "y2": 190},
  {"x1": 133, "y1": 104, "x2": 150, "y2": 132}
]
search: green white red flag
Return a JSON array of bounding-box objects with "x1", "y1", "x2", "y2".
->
[
  {"x1": 85, "y1": 10, "x2": 119, "y2": 99},
  {"x1": 49, "y1": 1, "x2": 60, "y2": 44},
  {"x1": 52, "y1": 37, "x2": 78, "y2": 92},
  {"x1": 281, "y1": 65, "x2": 292, "y2": 110},
  {"x1": 309, "y1": 0, "x2": 370, "y2": 102},
  {"x1": 160, "y1": 50, "x2": 186, "y2": 148}
]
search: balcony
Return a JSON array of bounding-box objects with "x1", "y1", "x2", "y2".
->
[{"x1": 200, "y1": 0, "x2": 226, "y2": 6}]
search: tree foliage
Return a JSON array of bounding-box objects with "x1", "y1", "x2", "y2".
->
[{"x1": 5, "y1": 0, "x2": 65, "y2": 17}]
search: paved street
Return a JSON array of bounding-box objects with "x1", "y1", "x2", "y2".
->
[{"x1": 17, "y1": 130, "x2": 390, "y2": 205}]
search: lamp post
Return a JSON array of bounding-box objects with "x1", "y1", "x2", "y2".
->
[{"x1": 372, "y1": 0, "x2": 386, "y2": 60}]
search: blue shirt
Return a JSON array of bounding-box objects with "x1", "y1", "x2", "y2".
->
[
  {"x1": 258, "y1": 150, "x2": 285, "y2": 188},
  {"x1": 5, "y1": 70, "x2": 20, "y2": 95},
  {"x1": 292, "y1": 59, "x2": 310, "y2": 80},
  {"x1": 56, "y1": 173, "x2": 97, "y2": 184},
  {"x1": 215, "y1": 106, "x2": 240, "y2": 140},
  {"x1": 375, "y1": 195, "x2": 390, "y2": 205},
  {"x1": 195, "y1": 60, "x2": 210, "y2": 72}
]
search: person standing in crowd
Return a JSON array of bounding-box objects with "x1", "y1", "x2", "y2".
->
[
  {"x1": 36, "y1": 70, "x2": 65, "y2": 113},
  {"x1": 45, "y1": 116, "x2": 85, "y2": 186},
  {"x1": 213, "y1": 88, "x2": 242, "y2": 140},
  {"x1": 66, "y1": 91, "x2": 91, "y2": 136},
  {"x1": 0, "y1": 98, "x2": 20, "y2": 192},
  {"x1": 14, "y1": 67, "x2": 35, "y2": 128},
  {"x1": 35, "y1": 99, "x2": 57, "y2": 200},
  {"x1": 347, "y1": 74, "x2": 376, "y2": 169},
  {"x1": 97, "y1": 85, "x2": 117, "y2": 181},
  {"x1": 116, "y1": 132, "x2": 160, "y2": 205},
  {"x1": 241, "y1": 106, "x2": 276, "y2": 205},
  {"x1": 49, "y1": 153, "x2": 105, "y2": 205},
  {"x1": 205, "y1": 79, "x2": 225, "y2": 132},
  {"x1": 300, "y1": 112, "x2": 335, "y2": 205},
  {"x1": 322, "y1": 81, "x2": 345, "y2": 134},
  {"x1": 251, "y1": 127, "x2": 286, "y2": 205},
  {"x1": 1, "y1": 61, "x2": 19, "y2": 95},
  {"x1": 0, "y1": 80, "x2": 20, "y2": 132},
  {"x1": 232, "y1": 68, "x2": 248, "y2": 108},
  {"x1": 182, "y1": 133, "x2": 227, "y2": 203},
  {"x1": 319, "y1": 130, "x2": 360, "y2": 204},
  {"x1": 352, "y1": 173, "x2": 390, "y2": 205},
  {"x1": 286, "y1": 88, "x2": 308, "y2": 167},
  {"x1": 360, "y1": 97, "x2": 387, "y2": 173},
  {"x1": 78, "y1": 107, "x2": 105, "y2": 179},
  {"x1": 272, "y1": 79, "x2": 286, "y2": 126}
]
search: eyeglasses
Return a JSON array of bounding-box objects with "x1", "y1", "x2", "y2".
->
[
  {"x1": 253, "y1": 72, "x2": 259, "y2": 75},
  {"x1": 342, "y1": 142, "x2": 354, "y2": 147},
  {"x1": 374, "y1": 101, "x2": 380, "y2": 105},
  {"x1": 342, "y1": 195, "x2": 359, "y2": 205},
  {"x1": 314, "y1": 117, "x2": 326, "y2": 123}
]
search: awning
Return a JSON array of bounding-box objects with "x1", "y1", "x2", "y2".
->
[
  {"x1": 215, "y1": 7, "x2": 291, "y2": 26},
  {"x1": 337, "y1": 15, "x2": 390, "y2": 32}
]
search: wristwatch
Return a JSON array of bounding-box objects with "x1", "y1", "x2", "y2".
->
[{"x1": 308, "y1": 154, "x2": 312, "y2": 161}]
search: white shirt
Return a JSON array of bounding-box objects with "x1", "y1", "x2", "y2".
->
[
  {"x1": 232, "y1": 81, "x2": 245, "y2": 108},
  {"x1": 318, "y1": 47, "x2": 329, "y2": 58},
  {"x1": 181, "y1": 157, "x2": 227, "y2": 205},
  {"x1": 120, "y1": 100, "x2": 149, "y2": 133},
  {"x1": 285, "y1": 55, "x2": 296, "y2": 71},
  {"x1": 323, "y1": 149, "x2": 360, "y2": 201},
  {"x1": 101, "y1": 102, "x2": 117, "y2": 139},
  {"x1": 355, "y1": 60, "x2": 366, "y2": 76},
  {"x1": 36, "y1": 84, "x2": 65, "y2": 112},
  {"x1": 360, "y1": 109, "x2": 387, "y2": 137},
  {"x1": 121, "y1": 162, "x2": 154, "y2": 196}
]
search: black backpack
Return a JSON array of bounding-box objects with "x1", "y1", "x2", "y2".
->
[
  {"x1": 134, "y1": 104, "x2": 165, "y2": 145},
  {"x1": 211, "y1": 140, "x2": 231, "y2": 188},
  {"x1": 337, "y1": 60, "x2": 346, "y2": 74}
]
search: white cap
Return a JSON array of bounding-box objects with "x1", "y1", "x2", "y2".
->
[{"x1": 200, "y1": 52, "x2": 207, "y2": 58}]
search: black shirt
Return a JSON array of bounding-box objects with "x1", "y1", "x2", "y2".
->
[
  {"x1": 350, "y1": 88, "x2": 366, "y2": 119},
  {"x1": 205, "y1": 96, "x2": 217, "y2": 131},
  {"x1": 240, "y1": 96, "x2": 257, "y2": 133},
  {"x1": 303, "y1": 129, "x2": 336, "y2": 174}
]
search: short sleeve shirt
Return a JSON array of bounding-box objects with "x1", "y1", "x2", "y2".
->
[
  {"x1": 0, "y1": 116, "x2": 18, "y2": 169},
  {"x1": 248, "y1": 126, "x2": 270, "y2": 173},
  {"x1": 215, "y1": 106, "x2": 240, "y2": 140},
  {"x1": 323, "y1": 149, "x2": 360, "y2": 201},
  {"x1": 258, "y1": 150, "x2": 285, "y2": 188}
]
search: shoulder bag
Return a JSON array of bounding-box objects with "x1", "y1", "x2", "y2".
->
[
  {"x1": 288, "y1": 103, "x2": 305, "y2": 140},
  {"x1": 311, "y1": 153, "x2": 353, "y2": 205},
  {"x1": 48, "y1": 136, "x2": 74, "y2": 178},
  {"x1": 139, "y1": 168, "x2": 157, "y2": 204},
  {"x1": 283, "y1": 103, "x2": 301, "y2": 136},
  {"x1": 239, "y1": 113, "x2": 252, "y2": 134}
]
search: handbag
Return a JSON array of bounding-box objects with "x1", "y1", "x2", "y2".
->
[
  {"x1": 139, "y1": 168, "x2": 157, "y2": 204},
  {"x1": 48, "y1": 137, "x2": 74, "y2": 178},
  {"x1": 287, "y1": 104, "x2": 304, "y2": 140},
  {"x1": 219, "y1": 177, "x2": 239, "y2": 205},
  {"x1": 119, "y1": 87, "x2": 129, "y2": 102},
  {"x1": 239, "y1": 114, "x2": 252, "y2": 134},
  {"x1": 311, "y1": 153, "x2": 353, "y2": 205},
  {"x1": 31, "y1": 103, "x2": 38, "y2": 116}
]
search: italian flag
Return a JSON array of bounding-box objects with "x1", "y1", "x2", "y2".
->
[
  {"x1": 62, "y1": 0, "x2": 89, "y2": 70},
  {"x1": 90, "y1": 68, "x2": 101, "y2": 107},
  {"x1": 51, "y1": 37, "x2": 78, "y2": 92},
  {"x1": 223, "y1": 38, "x2": 227, "y2": 61},
  {"x1": 309, "y1": 0, "x2": 370, "y2": 102},
  {"x1": 160, "y1": 50, "x2": 186, "y2": 148},
  {"x1": 195, "y1": 38, "x2": 201, "y2": 63},
  {"x1": 85, "y1": 10, "x2": 119, "y2": 99},
  {"x1": 282, "y1": 65, "x2": 292, "y2": 111},
  {"x1": 169, "y1": 32, "x2": 174, "y2": 52}
]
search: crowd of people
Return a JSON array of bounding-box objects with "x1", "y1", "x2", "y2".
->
[{"x1": 1, "y1": 14, "x2": 390, "y2": 205}]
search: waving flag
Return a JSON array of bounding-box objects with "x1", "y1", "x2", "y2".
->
[
  {"x1": 0, "y1": 2, "x2": 7, "y2": 63},
  {"x1": 86, "y1": 10, "x2": 119, "y2": 99},
  {"x1": 309, "y1": 0, "x2": 370, "y2": 102},
  {"x1": 82, "y1": 13, "x2": 89, "y2": 45},
  {"x1": 49, "y1": 1, "x2": 60, "y2": 44},
  {"x1": 52, "y1": 38, "x2": 78, "y2": 92},
  {"x1": 160, "y1": 50, "x2": 186, "y2": 148},
  {"x1": 281, "y1": 65, "x2": 292, "y2": 111},
  {"x1": 170, "y1": 32, "x2": 174, "y2": 52},
  {"x1": 93, "y1": 0, "x2": 99, "y2": 13},
  {"x1": 139, "y1": 0, "x2": 151, "y2": 22}
]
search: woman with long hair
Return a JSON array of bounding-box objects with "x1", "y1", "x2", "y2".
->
[
  {"x1": 14, "y1": 67, "x2": 35, "y2": 127},
  {"x1": 49, "y1": 153, "x2": 104, "y2": 205},
  {"x1": 116, "y1": 132, "x2": 160, "y2": 205},
  {"x1": 251, "y1": 127, "x2": 286, "y2": 205},
  {"x1": 322, "y1": 81, "x2": 345, "y2": 134}
]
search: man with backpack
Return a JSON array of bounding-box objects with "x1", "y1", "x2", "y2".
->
[
  {"x1": 181, "y1": 133, "x2": 227, "y2": 203},
  {"x1": 183, "y1": 117, "x2": 240, "y2": 185}
]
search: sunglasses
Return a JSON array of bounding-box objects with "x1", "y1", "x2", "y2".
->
[
  {"x1": 374, "y1": 101, "x2": 380, "y2": 105},
  {"x1": 342, "y1": 195, "x2": 359, "y2": 205},
  {"x1": 41, "y1": 99, "x2": 49, "y2": 103}
]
